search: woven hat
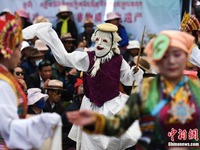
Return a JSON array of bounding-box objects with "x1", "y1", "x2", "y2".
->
[
  {"x1": 133, "y1": 56, "x2": 152, "y2": 73},
  {"x1": 34, "y1": 40, "x2": 48, "y2": 51},
  {"x1": 16, "y1": 9, "x2": 28, "y2": 18},
  {"x1": 105, "y1": 12, "x2": 120, "y2": 22},
  {"x1": 83, "y1": 18, "x2": 94, "y2": 27},
  {"x1": 45, "y1": 79, "x2": 64, "y2": 90},
  {"x1": 0, "y1": 13, "x2": 22, "y2": 58},
  {"x1": 56, "y1": 5, "x2": 71, "y2": 17},
  {"x1": 27, "y1": 88, "x2": 48, "y2": 105},
  {"x1": 60, "y1": 33, "x2": 75, "y2": 41},
  {"x1": 127, "y1": 40, "x2": 140, "y2": 49}
]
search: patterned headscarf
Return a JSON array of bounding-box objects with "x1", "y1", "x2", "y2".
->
[{"x1": 0, "y1": 12, "x2": 22, "y2": 58}]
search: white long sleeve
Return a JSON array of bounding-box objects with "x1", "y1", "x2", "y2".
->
[
  {"x1": 0, "y1": 80, "x2": 62, "y2": 149},
  {"x1": 22, "y1": 23, "x2": 143, "y2": 85},
  {"x1": 120, "y1": 59, "x2": 144, "y2": 86},
  {"x1": 23, "y1": 23, "x2": 90, "y2": 71}
]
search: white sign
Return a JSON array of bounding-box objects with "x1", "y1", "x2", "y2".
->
[{"x1": 0, "y1": 0, "x2": 181, "y2": 42}]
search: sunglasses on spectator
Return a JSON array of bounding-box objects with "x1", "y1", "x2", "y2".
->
[
  {"x1": 15, "y1": 72, "x2": 24, "y2": 76},
  {"x1": 53, "y1": 90, "x2": 62, "y2": 95}
]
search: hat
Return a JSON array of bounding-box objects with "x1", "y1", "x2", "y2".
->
[
  {"x1": 34, "y1": 40, "x2": 49, "y2": 51},
  {"x1": 83, "y1": 18, "x2": 94, "y2": 27},
  {"x1": 27, "y1": 88, "x2": 48, "y2": 105},
  {"x1": 105, "y1": 12, "x2": 120, "y2": 22},
  {"x1": 180, "y1": 13, "x2": 200, "y2": 32},
  {"x1": 60, "y1": 33, "x2": 75, "y2": 41},
  {"x1": 45, "y1": 79, "x2": 64, "y2": 90},
  {"x1": 133, "y1": 56, "x2": 151, "y2": 73},
  {"x1": 16, "y1": 9, "x2": 28, "y2": 18},
  {"x1": 127, "y1": 40, "x2": 140, "y2": 49},
  {"x1": 97, "y1": 23, "x2": 118, "y2": 32},
  {"x1": 0, "y1": 8, "x2": 11, "y2": 16},
  {"x1": 29, "y1": 49, "x2": 44, "y2": 58},
  {"x1": 74, "y1": 78, "x2": 83, "y2": 94},
  {"x1": 0, "y1": 13, "x2": 22, "y2": 58},
  {"x1": 33, "y1": 16, "x2": 49, "y2": 24},
  {"x1": 144, "y1": 30, "x2": 195, "y2": 61},
  {"x1": 56, "y1": 5, "x2": 71, "y2": 17},
  {"x1": 21, "y1": 41, "x2": 31, "y2": 52}
]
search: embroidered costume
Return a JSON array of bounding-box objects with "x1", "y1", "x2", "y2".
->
[{"x1": 0, "y1": 13, "x2": 61, "y2": 150}]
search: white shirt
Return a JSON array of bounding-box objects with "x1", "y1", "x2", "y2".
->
[{"x1": 0, "y1": 79, "x2": 61, "y2": 149}]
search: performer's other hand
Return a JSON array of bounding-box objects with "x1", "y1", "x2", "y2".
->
[{"x1": 66, "y1": 110, "x2": 96, "y2": 126}]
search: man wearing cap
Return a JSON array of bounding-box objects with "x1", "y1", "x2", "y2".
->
[
  {"x1": 23, "y1": 22, "x2": 143, "y2": 150},
  {"x1": 78, "y1": 18, "x2": 95, "y2": 48},
  {"x1": 43, "y1": 79, "x2": 65, "y2": 115},
  {"x1": 55, "y1": 5, "x2": 78, "y2": 43}
]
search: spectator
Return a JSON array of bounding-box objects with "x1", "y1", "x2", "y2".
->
[
  {"x1": 60, "y1": 33, "x2": 76, "y2": 53},
  {"x1": 27, "y1": 88, "x2": 48, "y2": 114},
  {"x1": 12, "y1": 66, "x2": 27, "y2": 92},
  {"x1": 26, "y1": 60, "x2": 52, "y2": 91},
  {"x1": 78, "y1": 18, "x2": 95, "y2": 48},
  {"x1": 55, "y1": 5, "x2": 78, "y2": 43},
  {"x1": 105, "y1": 12, "x2": 129, "y2": 55},
  {"x1": 16, "y1": 9, "x2": 32, "y2": 28},
  {"x1": 43, "y1": 79, "x2": 65, "y2": 115}
]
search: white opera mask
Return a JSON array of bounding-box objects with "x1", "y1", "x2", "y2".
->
[{"x1": 92, "y1": 30, "x2": 112, "y2": 58}]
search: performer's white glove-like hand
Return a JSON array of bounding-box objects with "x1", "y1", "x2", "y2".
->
[{"x1": 132, "y1": 66, "x2": 144, "y2": 86}]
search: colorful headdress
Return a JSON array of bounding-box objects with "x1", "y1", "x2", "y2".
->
[
  {"x1": 0, "y1": 13, "x2": 22, "y2": 58},
  {"x1": 180, "y1": 12, "x2": 200, "y2": 32}
]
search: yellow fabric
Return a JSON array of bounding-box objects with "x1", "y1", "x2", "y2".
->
[
  {"x1": 163, "y1": 79, "x2": 189, "y2": 103},
  {"x1": 61, "y1": 18, "x2": 69, "y2": 36},
  {"x1": 0, "y1": 74, "x2": 18, "y2": 103}
]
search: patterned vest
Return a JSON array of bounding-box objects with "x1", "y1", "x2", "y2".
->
[
  {"x1": 83, "y1": 51, "x2": 122, "y2": 107},
  {"x1": 0, "y1": 66, "x2": 27, "y2": 150}
]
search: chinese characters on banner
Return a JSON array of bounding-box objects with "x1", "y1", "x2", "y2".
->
[{"x1": 0, "y1": 0, "x2": 181, "y2": 42}]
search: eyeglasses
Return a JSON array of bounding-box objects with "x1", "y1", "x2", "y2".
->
[
  {"x1": 53, "y1": 90, "x2": 62, "y2": 95},
  {"x1": 15, "y1": 72, "x2": 24, "y2": 76}
]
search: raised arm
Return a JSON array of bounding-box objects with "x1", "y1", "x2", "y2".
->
[{"x1": 23, "y1": 23, "x2": 90, "y2": 71}]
